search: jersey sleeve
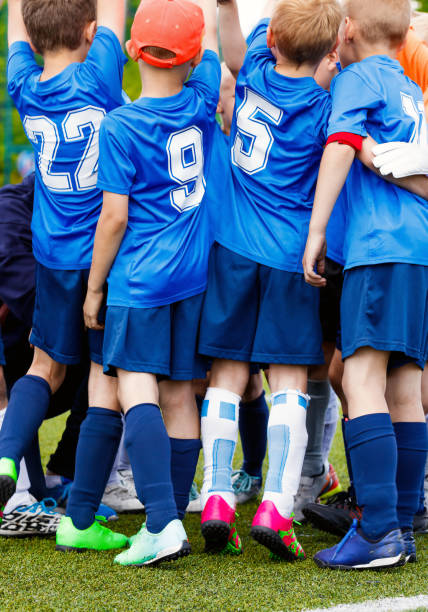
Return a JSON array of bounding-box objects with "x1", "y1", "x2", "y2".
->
[
  {"x1": 97, "y1": 115, "x2": 136, "y2": 195},
  {"x1": 186, "y1": 50, "x2": 221, "y2": 116},
  {"x1": 328, "y1": 68, "x2": 382, "y2": 138},
  {"x1": 244, "y1": 19, "x2": 273, "y2": 69},
  {"x1": 7, "y1": 42, "x2": 41, "y2": 109},
  {"x1": 83, "y1": 26, "x2": 127, "y2": 105}
]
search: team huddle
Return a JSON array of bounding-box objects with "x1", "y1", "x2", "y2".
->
[{"x1": 0, "y1": 0, "x2": 427, "y2": 571}]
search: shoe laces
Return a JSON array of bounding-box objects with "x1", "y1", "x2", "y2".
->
[
  {"x1": 15, "y1": 497, "x2": 59, "y2": 516},
  {"x1": 50, "y1": 481, "x2": 72, "y2": 506},
  {"x1": 332, "y1": 518, "x2": 358, "y2": 561},
  {"x1": 232, "y1": 470, "x2": 259, "y2": 493}
]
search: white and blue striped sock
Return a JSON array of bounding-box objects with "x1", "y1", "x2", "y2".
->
[{"x1": 201, "y1": 387, "x2": 241, "y2": 509}]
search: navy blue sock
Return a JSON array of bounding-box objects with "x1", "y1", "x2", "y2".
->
[
  {"x1": 66, "y1": 407, "x2": 122, "y2": 530},
  {"x1": 347, "y1": 413, "x2": 398, "y2": 540},
  {"x1": 239, "y1": 392, "x2": 269, "y2": 479},
  {"x1": 125, "y1": 404, "x2": 177, "y2": 533},
  {"x1": 0, "y1": 375, "x2": 51, "y2": 468},
  {"x1": 393, "y1": 422, "x2": 428, "y2": 530},
  {"x1": 170, "y1": 438, "x2": 201, "y2": 519},
  {"x1": 195, "y1": 395, "x2": 204, "y2": 414},
  {"x1": 342, "y1": 417, "x2": 355, "y2": 498},
  {"x1": 25, "y1": 436, "x2": 48, "y2": 501}
]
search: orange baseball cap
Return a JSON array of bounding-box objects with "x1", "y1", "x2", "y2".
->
[{"x1": 129, "y1": 0, "x2": 205, "y2": 68}]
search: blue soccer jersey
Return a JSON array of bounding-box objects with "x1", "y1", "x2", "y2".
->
[
  {"x1": 7, "y1": 27, "x2": 126, "y2": 270},
  {"x1": 328, "y1": 55, "x2": 428, "y2": 270},
  {"x1": 215, "y1": 19, "x2": 332, "y2": 272},
  {"x1": 97, "y1": 51, "x2": 221, "y2": 308},
  {"x1": 326, "y1": 190, "x2": 347, "y2": 266}
]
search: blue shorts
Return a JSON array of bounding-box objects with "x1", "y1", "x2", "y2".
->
[
  {"x1": 341, "y1": 263, "x2": 428, "y2": 370},
  {"x1": 199, "y1": 243, "x2": 324, "y2": 365},
  {"x1": 30, "y1": 263, "x2": 103, "y2": 365},
  {"x1": 103, "y1": 292, "x2": 207, "y2": 380}
]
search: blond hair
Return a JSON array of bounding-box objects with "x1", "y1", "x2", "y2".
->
[
  {"x1": 270, "y1": 0, "x2": 343, "y2": 66},
  {"x1": 344, "y1": 0, "x2": 411, "y2": 46}
]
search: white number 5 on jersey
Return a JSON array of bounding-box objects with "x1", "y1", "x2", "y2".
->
[{"x1": 232, "y1": 88, "x2": 283, "y2": 175}]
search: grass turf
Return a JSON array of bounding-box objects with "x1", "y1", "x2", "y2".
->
[{"x1": 0, "y1": 413, "x2": 425, "y2": 611}]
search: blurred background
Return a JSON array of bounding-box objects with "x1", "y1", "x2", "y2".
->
[{"x1": 0, "y1": 0, "x2": 427, "y2": 184}]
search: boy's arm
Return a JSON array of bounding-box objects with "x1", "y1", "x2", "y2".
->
[
  {"x1": 8, "y1": 0, "x2": 30, "y2": 46},
  {"x1": 84, "y1": 192, "x2": 128, "y2": 330},
  {"x1": 96, "y1": 0, "x2": 127, "y2": 45},
  {"x1": 303, "y1": 142, "x2": 355, "y2": 287},
  {"x1": 193, "y1": 0, "x2": 218, "y2": 54},
  {"x1": 217, "y1": 0, "x2": 246, "y2": 78},
  {"x1": 260, "y1": 0, "x2": 278, "y2": 19}
]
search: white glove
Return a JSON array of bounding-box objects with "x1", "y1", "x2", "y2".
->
[{"x1": 372, "y1": 141, "x2": 428, "y2": 178}]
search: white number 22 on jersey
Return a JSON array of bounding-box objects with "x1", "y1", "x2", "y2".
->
[
  {"x1": 23, "y1": 106, "x2": 106, "y2": 192},
  {"x1": 167, "y1": 126, "x2": 206, "y2": 213},
  {"x1": 232, "y1": 88, "x2": 283, "y2": 175},
  {"x1": 401, "y1": 93, "x2": 428, "y2": 145}
]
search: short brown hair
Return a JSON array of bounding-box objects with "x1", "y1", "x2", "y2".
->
[
  {"x1": 22, "y1": 0, "x2": 96, "y2": 54},
  {"x1": 344, "y1": 0, "x2": 410, "y2": 47},
  {"x1": 141, "y1": 46, "x2": 176, "y2": 61},
  {"x1": 270, "y1": 0, "x2": 342, "y2": 66}
]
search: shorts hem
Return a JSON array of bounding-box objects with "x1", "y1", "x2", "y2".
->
[
  {"x1": 199, "y1": 344, "x2": 324, "y2": 365},
  {"x1": 30, "y1": 333, "x2": 82, "y2": 366},
  {"x1": 342, "y1": 339, "x2": 426, "y2": 369},
  {"x1": 103, "y1": 358, "x2": 170, "y2": 377},
  {"x1": 107, "y1": 287, "x2": 207, "y2": 309}
]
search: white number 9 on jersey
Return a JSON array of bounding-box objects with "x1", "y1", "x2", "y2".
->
[{"x1": 167, "y1": 126, "x2": 206, "y2": 213}]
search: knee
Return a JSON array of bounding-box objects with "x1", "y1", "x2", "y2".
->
[{"x1": 28, "y1": 352, "x2": 66, "y2": 393}]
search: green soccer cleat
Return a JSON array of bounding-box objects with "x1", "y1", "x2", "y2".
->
[
  {"x1": 114, "y1": 519, "x2": 191, "y2": 567},
  {"x1": 0, "y1": 458, "x2": 18, "y2": 515},
  {"x1": 55, "y1": 516, "x2": 128, "y2": 552}
]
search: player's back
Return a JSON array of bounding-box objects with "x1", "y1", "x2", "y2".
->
[
  {"x1": 7, "y1": 27, "x2": 126, "y2": 270},
  {"x1": 216, "y1": 19, "x2": 331, "y2": 273},
  {"x1": 329, "y1": 56, "x2": 428, "y2": 270},
  {"x1": 98, "y1": 51, "x2": 221, "y2": 308}
]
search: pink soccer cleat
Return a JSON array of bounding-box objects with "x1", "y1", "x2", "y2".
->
[
  {"x1": 251, "y1": 500, "x2": 305, "y2": 561},
  {"x1": 201, "y1": 495, "x2": 242, "y2": 554}
]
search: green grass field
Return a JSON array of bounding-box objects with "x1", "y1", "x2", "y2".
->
[{"x1": 0, "y1": 412, "x2": 425, "y2": 611}]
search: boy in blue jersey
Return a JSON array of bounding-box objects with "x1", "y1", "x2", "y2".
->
[
  {"x1": 304, "y1": 0, "x2": 428, "y2": 570},
  {"x1": 197, "y1": 0, "x2": 342, "y2": 561},
  {"x1": 3, "y1": 0, "x2": 129, "y2": 552},
  {"x1": 83, "y1": 0, "x2": 222, "y2": 565}
]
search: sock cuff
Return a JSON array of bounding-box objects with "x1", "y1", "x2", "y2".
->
[
  {"x1": 169, "y1": 438, "x2": 202, "y2": 452},
  {"x1": 125, "y1": 403, "x2": 160, "y2": 421},
  {"x1": 87, "y1": 407, "x2": 122, "y2": 420},
  {"x1": 347, "y1": 413, "x2": 394, "y2": 449},
  {"x1": 393, "y1": 421, "x2": 428, "y2": 450},
  {"x1": 240, "y1": 391, "x2": 266, "y2": 409},
  {"x1": 21, "y1": 375, "x2": 51, "y2": 398},
  {"x1": 205, "y1": 387, "x2": 241, "y2": 405},
  {"x1": 307, "y1": 379, "x2": 330, "y2": 395}
]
